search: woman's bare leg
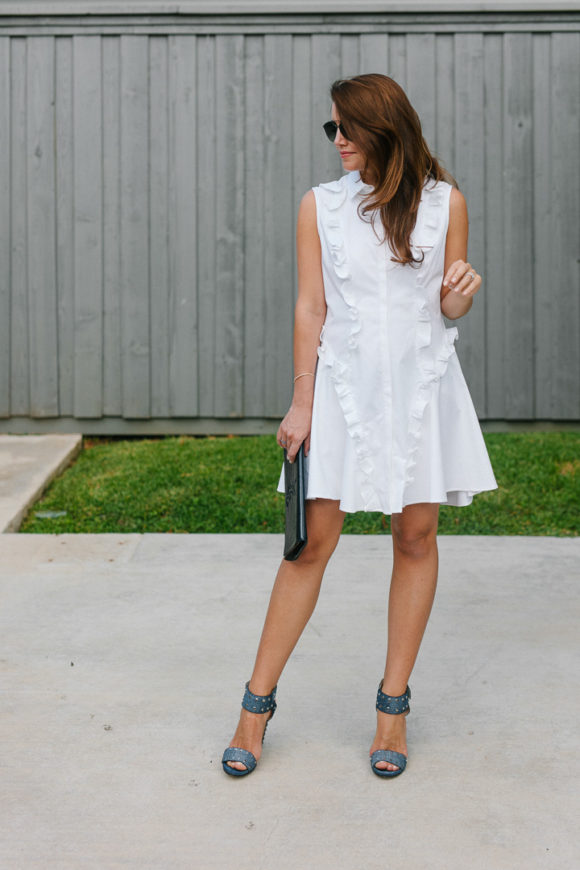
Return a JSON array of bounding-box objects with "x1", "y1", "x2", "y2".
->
[
  {"x1": 226, "y1": 497, "x2": 345, "y2": 771},
  {"x1": 370, "y1": 502, "x2": 440, "y2": 772}
]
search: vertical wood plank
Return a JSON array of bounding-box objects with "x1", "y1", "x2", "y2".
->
[
  {"x1": 167, "y1": 35, "x2": 198, "y2": 417},
  {"x1": 550, "y1": 32, "x2": 580, "y2": 418},
  {"x1": 27, "y1": 36, "x2": 58, "y2": 417},
  {"x1": 406, "y1": 34, "x2": 436, "y2": 147},
  {"x1": 292, "y1": 34, "x2": 313, "y2": 320},
  {"x1": 55, "y1": 36, "x2": 75, "y2": 417},
  {"x1": 292, "y1": 34, "x2": 314, "y2": 200},
  {"x1": 340, "y1": 34, "x2": 359, "y2": 78},
  {"x1": 503, "y1": 33, "x2": 534, "y2": 419},
  {"x1": 73, "y1": 35, "x2": 103, "y2": 418},
  {"x1": 9, "y1": 38, "x2": 29, "y2": 416},
  {"x1": 0, "y1": 38, "x2": 10, "y2": 417},
  {"x1": 214, "y1": 35, "x2": 245, "y2": 417},
  {"x1": 243, "y1": 34, "x2": 266, "y2": 416},
  {"x1": 311, "y1": 34, "x2": 342, "y2": 185},
  {"x1": 435, "y1": 34, "x2": 455, "y2": 174},
  {"x1": 453, "y1": 33, "x2": 486, "y2": 413},
  {"x1": 102, "y1": 35, "x2": 122, "y2": 416},
  {"x1": 196, "y1": 35, "x2": 217, "y2": 417},
  {"x1": 388, "y1": 34, "x2": 406, "y2": 89},
  {"x1": 149, "y1": 35, "x2": 170, "y2": 418},
  {"x1": 483, "y1": 33, "x2": 506, "y2": 418},
  {"x1": 120, "y1": 35, "x2": 150, "y2": 418},
  {"x1": 263, "y1": 34, "x2": 294, "y2": 415},
  {"x1": 359, "y1": 32, "x2": 389, "y2": 76},
  {"x1": 532, "y1": 33, "x2": 553, "y2": 419}
]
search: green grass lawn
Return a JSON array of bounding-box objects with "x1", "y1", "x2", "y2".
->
[{"x1": 19, "y1": 432, "x2": 580, "y2": 536}]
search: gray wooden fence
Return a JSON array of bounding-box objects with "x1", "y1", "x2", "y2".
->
[{"x1": 0, "y1": 2, "x2": 579, "y2": 434}]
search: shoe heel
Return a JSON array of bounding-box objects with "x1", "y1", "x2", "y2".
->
[
  {"x1": 370, "y1": 681, "x2": 411, "y2": 778},
  {"x1": 222, "y1": 682, "x2": 278, "y2": 777}
]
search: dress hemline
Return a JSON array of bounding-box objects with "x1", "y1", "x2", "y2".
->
[{"x1": 276, "y1": 477, "x2": 499, "y2": 515}]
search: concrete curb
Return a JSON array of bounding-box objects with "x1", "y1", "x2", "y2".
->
[{"x1": 0, "y1": 433, "x2": 83, "y2": 532}]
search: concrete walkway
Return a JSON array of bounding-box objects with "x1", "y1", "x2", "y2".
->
[
  {"x1": 0, "y1": 434, "x2": 578, "y2": 867},
  {"x1": 1, "y1": 531, "x2": 579, "y2": 869}
]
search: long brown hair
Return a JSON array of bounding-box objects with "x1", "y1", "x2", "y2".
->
[{"x1": 330, "y1": 73, "x2": 458, "y2": 266}]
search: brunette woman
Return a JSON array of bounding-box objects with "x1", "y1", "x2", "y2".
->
[{"x1": 222, "y1": 73, "x2": 497, "y2": 779}]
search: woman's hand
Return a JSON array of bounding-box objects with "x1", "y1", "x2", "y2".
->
[
  {"x1": 277, "y1": 403, "x2": 312, "y2": 463},
  {"x1": 441, "y1": 258, "x2": 481, "y2": 320},
  {"x1": 442, "y1": 259, "x2": 482, "y2": 297}
]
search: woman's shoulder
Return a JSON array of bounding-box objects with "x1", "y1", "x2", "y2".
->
[
  {"x1": 422, "y1": 174, "x2": 454, "y2": 197},
  {"x1": 309, "y1": 173, "x2": 351, "y2": 213},
  {"x1": 411, "y1": 177, "x2": 457, "y2": 248},
  {"x1": 313, "y1": 174, "x2": 350, "y2": 194},
  {"x1": 297, "y1": 188, "x2": 317, "y2": 220},
  {"x1": 447, "y1": 186, "x2": 468, "y2": 233},
  {"x1": 423, "y1": 180, "x2": 466, "y2": 224},
  {"x1": 419, "y1": 175, "x2": 456, "y2": 219}
]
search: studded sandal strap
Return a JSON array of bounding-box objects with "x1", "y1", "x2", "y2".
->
[
  {"x1": 222, "y1": 747, "x2": 257, "y2": 772},
  {"x1": 376, "y1": 680, "x2": 411, "y2": 715},
  {"x1": 370, "y1": 749, "x2": 408, "y2": 771},
  {"x1": 241, "y1": 681, "x2": 278, "y2": 715}
]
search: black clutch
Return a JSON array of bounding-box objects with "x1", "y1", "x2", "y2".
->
[{"x1": 283, "y1": 443, "x2": 308, "y2": 561}]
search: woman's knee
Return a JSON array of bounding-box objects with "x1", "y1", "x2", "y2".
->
[
  {"x1": 299, "y1": 532, "x2": 339, "y2": 566},
  {"x1": 391, "y1": 503, "x2": 438, "y2": 558},
  {"x1": 298, "y1": 499, "x2": 344, "y2": 565}
]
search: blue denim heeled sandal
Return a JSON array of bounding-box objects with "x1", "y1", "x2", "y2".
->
[
  {"x1": 222, "y1": 681, "x2": 277, "y2": 777},
  {"x1": 370, "y1": 680, "x2": 411, "y2": 778}
]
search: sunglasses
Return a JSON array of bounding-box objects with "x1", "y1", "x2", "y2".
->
[{"x1": 322, "y1": 120, "x2": 351, "y2": 142}]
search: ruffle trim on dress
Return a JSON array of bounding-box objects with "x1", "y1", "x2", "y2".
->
[
  {"x1": 316, "y1": 176, "x2": 379, "y2": 509},
  {"x1": 405, "y1": 178, "x2": 458, "y2": 491}
]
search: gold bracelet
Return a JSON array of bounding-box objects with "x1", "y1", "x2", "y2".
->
[{"x1": 293, "y1": 372, "x2": 315, "y2": 383}]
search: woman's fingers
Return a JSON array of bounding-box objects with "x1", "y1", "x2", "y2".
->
[
  {"x1": 277, "y1": 425, "x2": 292, "y2": 450},
  {"x1": 453, "y1": 265, "x2": 481, "y2": 296},
  {"x1": 460, "y1": 273, "x2": 481, "y2": 296},
  {"x1": 289, "y1": 433, "x2": 311, "y2": 462},
  {"x1": 286, "y1": 445, "x2": 299, "y2": 463},
  {"x1": 444, "y1": 260, "x2": 469, "y2": 288},
  {"x1": 279, "y1": 432, "x2": 309, "y2": 463},
  {"x1": 278, "y1": 407, "x2": 312, "y2": 460},
  {"x1": 444, "y1": 261, "x2": 481, "y2": 296},
  {"x1": 283, "y1": 438, "x2": 302, "y2": 463}
]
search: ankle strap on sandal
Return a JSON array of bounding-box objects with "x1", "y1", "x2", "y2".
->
[
  {"x1": 376, "y1": 680, "x2": 411, "y2": 715},
  {"x1": 241, "y1": 681, "x2": 278, "y2": 714}
]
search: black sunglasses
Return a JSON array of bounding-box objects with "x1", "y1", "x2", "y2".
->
[{"x1": 323, "y1": 120, "x2": 351, "y2": 142}]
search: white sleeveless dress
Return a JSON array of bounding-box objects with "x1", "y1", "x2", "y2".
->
[{"x1": 277, "y1": 169, "x2": 498, "y2": 514}]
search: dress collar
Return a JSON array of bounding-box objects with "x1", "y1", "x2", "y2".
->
[
  {"x1": 347, "y1": 169, "x2": 433, "y2": 199},
  {"x1": 346, "y1": 170, "x2": 374, "y2": 198}
]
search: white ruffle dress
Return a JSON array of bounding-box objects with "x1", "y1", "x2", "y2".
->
[{"x1": 277, "y1": 169, "x2": 498, "y2": 514}]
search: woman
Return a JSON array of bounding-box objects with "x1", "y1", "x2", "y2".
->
[{"x1": 222, "y1": 73, "x2": 498, "y2": 779}]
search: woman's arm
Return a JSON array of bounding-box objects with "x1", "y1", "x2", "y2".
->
[
  {"x1": 440, "y1": 187, "x2": 482, "y2": 320},
  {"x1": 277, "y1": 190, "x2": 327, "y2": 462}
]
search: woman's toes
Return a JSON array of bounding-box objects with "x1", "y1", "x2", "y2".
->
[
  {"x1": 374, "y1": 760, "x2": 400, "y2": 772},
  {"x1": 227, "y1": 760, "x2": 248, "y2": 772}
]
